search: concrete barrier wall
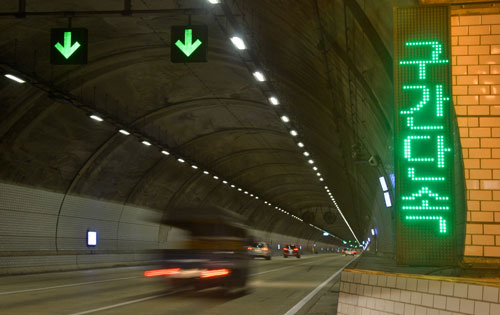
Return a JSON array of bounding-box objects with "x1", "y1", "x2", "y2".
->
[{"x1": 337, "y1": 268, "x2": 500, "y2": 315}]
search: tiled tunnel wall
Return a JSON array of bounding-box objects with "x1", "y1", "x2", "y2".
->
[
  {"x1": 451, "y1": 13, "x2": 500, "y2": 260},
  {"x1": 0, "y1": 182, "x2": 336, "y2": 274},
  {"x1": 337, "y1": 269, "x2": 500, "y2": 315}
]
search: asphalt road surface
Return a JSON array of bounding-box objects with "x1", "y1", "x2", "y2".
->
[{"x1": 0, "y1": 253, "x2": 356, "y2": 315}]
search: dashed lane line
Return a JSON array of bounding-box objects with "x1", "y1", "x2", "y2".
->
[
  {"x1": 65, "y1": 255, "x2": 347, "y2": 315},
  {"x1": 67, "y1": 290, "x2": 183, "y2": 315},
  {"x1": 0, "y1": 276, "x2": 141, "y2": 296}
]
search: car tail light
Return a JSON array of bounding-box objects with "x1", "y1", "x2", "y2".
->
[
  {"x1": 262, "y1": 247, "x2": 269, "y2": 251},
  {"x1": 200, "y1": 269, "x2": 230, "y2": 278},
  {"x1": 247, "y1": 247, "x2": 253, "y2": 250},
  {"x1": 293, "y1": 248, "x2": 298, "y2": 251},
  {"x1": 144, "y1": 268, "x2": 180, "y2": 277}
]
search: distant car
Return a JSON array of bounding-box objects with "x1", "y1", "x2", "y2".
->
[
  {"x1": 344, "y1": 248, "x2": 355, "y2": 256},
  {"x1": 352, "y1": 249, "x2": 361, "y2": 254},
  {"x1": 283, "y1": 245, "x2": 301, "y2": 258},
  {"x1": 248, "y1": 242, "x2": 271, "y2": 260}
]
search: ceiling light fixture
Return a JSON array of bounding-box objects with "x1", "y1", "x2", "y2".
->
[
  {"x1": 161, "y1": 150, "x2": 170, "y2": 155},
  {"x1": 252, "y1": 71, "x2": 266, "y2": 82},
  {"x1": 4, "y1": 74, "x2": 25, "y2": 83},
  {"x1": 119, "y1": 129, "x2": 130, "y2": 135},
  {"x1": 142, "y1": 140, "x2": 151, "y2": 146},
  {"x1": 90, "y1": 115, "x2": 103, "y2": 122},
  {"x1": 281, "y1": 115, "x2": 290, "y2": 123},
  {"x1": 290, "y1": 130, "x2": 298, "y2": 136},
  {"x1": 268, "y1": 96, "x2": 279, "y2": 105},
  {"x1": 379, "y1": 176, "x2": 389, "y2": 192},
  {"x1": 230, "y1": 36, "x2": 246, "y2": 50},
  {"x1": 384, "y1": 191, "x2": 392, "y2": 208}
]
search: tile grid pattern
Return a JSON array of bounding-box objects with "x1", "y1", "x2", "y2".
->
[
  {"x1": 450, "y1": 14, "x2": 500, "y2": 258},
  {"x1": 337, "y1": 270, "x2": 500, "y2": 315}
]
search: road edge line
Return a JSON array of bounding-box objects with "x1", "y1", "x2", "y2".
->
[{"x1": 283, "y1": 254, "x2": 362, "y2": 315}]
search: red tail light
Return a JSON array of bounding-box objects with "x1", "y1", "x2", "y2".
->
[
  {"x1": 247, "y1": 247, "x2": 253, "y2": 250},
  {"x1": 262, "y1": 247, "x2": 269, "y2": 251},
  {"x1": 293, "y1": 248, "x2": 298, "y2": 251},
  {"x1": 144, "y1": 268, "x2": 180, "y2": 277},
  {"x1": 200, "y1": 269, "x2": 230, "y2": 278}
]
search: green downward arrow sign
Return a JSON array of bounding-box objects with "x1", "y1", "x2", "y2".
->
[
  {"x1": 175, "y1": 29, "x2": 202, "y2": 57},
  {"x1": 54, "y1": 32, "x2": 81, "y2": 59}
]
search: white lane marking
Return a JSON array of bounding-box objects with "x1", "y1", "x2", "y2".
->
[
  {"x1": 67, "y1": 290, "x2": 182, "y2": 315},
  {"x1": 284, "y1": 255, "x2": 362, "y2": 315},
  {"x1": 65, "y1": 255, "x2": 343, "y2": 314},
  {"x1": 0, "y1": 276, "x2": 141, "y2": 295}
]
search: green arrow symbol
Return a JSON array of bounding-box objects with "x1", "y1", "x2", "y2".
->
[
  {"x1": 175, "y1": 29, "x2": 202, "y2": 57},
  {"x1": 54, "y1": 32, "x2": 81, "y2": 59}
]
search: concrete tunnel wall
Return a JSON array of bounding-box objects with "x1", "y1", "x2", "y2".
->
[{"x1": 0, "y1": 181, "x2": 338, "y2": 275}]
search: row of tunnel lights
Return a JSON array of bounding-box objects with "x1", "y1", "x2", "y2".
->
[
  {"x1": 207, "y1": 0, "x2": 356, "y2": 243},
  {"x1": 1, "y1": 73, "x2": 310, "y2": 225},
  {"x1": 2, "y1": 0, "x2": 349, "y2": 242},
  {"x1": 89, "y1": 114, "x2": 309, "y2": 222}
]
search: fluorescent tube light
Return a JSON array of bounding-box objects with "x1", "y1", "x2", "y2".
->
[
  {"x1": 384, "y1": 191, "x2": 392, "y2": 207},
  {"x1": 90, "y1": 115, "x2": 103, "y2": 122},
  {"x1": 4, "y1": 74, "x2": 25, "y2": 83},
  {"x1": 379, "y1": 176, "x2": 388, "y2": 192}
]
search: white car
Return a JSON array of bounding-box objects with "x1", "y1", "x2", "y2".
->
[{"x1": 248, "y1": 242, "x2": 272, "y2": 260}]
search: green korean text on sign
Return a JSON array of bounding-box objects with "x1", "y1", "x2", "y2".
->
[
  {"x1": 394, "y1": 6, "x2": 456, "y2": 265},
  {"x1": 171, "y1": 25, "x2": 207, "y2": 63},
  {"x1": 50, "y1": 28, "x2": 88, "y2": 65}
]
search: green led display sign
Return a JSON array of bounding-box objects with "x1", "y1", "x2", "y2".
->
[
  {"x1": 171, "y1": 25, "x2": 207, "y2": 63},
  {"x1": 50, "y1": 28, "x2": 88, "y2": 65},
  {"x1": 394, "y1": 6, "x2": 456, "y2": 265}
]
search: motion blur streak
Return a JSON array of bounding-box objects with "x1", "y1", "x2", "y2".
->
[
  {"x1": 144, "y1": 268, "x2": 180, "y2": 277},
  {"x1": 200, "y1": 269, "x2": 230, "y2": 278}
]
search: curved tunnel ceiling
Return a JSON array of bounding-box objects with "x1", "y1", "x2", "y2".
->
[{"x1": 0, "y1": 0, "x2": 417, "y2": 244}]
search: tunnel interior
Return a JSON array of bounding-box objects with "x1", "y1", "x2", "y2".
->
[{"x1": 0, "y1": 0, "x2": 416, "y2": 271}]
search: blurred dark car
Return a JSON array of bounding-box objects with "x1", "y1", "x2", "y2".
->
[
  {"x1": 144, "y1": 205, "x2": 251, "y2": 295},
  {"x1": 248, "y1": 242, "x2": 271, "y2": 260},
  {"x1": 283, "y1": 244, "x2": 301, "y2": 258}
]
